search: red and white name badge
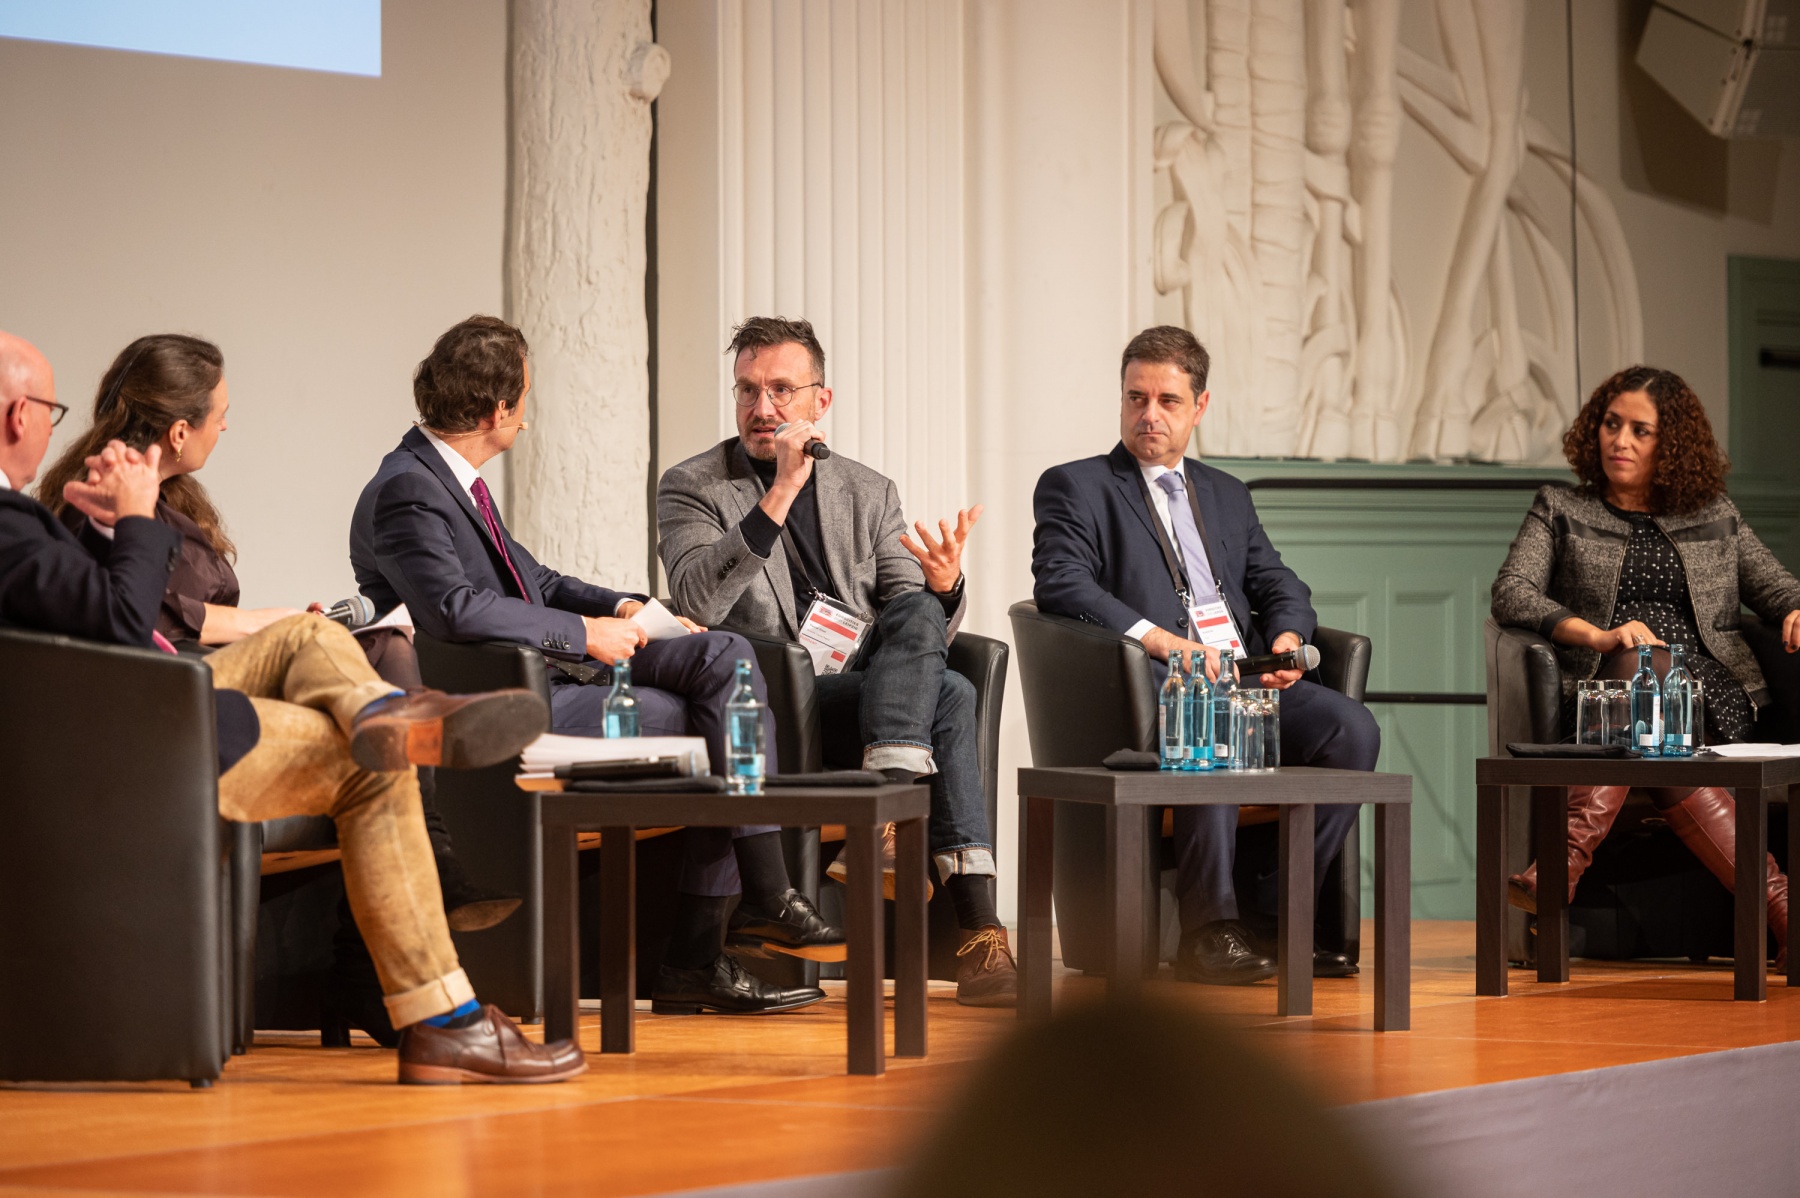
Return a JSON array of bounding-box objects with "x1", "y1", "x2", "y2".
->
[
  {"x1": 797, "y1": 596, "x2": 868, "y2": 676},
  {"x1": 1187, "y1": 599, "x2": 1244, "y2": 656}
]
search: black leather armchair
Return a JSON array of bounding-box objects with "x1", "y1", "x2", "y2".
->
[
  {"x1": 0, "y1": 627, "x2": 233, "y2": 1086},
  {"x1": 1006, "y1": 601, "x2": 1370, "y2": 973},
  {"x1": 736, "y1": 627, "x2": 1012, "y2": 981},
  {"x1": 1484, "y1": 615, "x2": 1797, "y2": 963}
]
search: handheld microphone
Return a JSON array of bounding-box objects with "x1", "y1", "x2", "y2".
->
[
  {"x1": 323, "y1": 595, "x2": 376, "y2": 630},
  {"x1": 774, "y1": 422, "x2": 831, "y2": 460},
  {"x1": 1233, "y1": 644, "x2": 1321, "y2": 676}
]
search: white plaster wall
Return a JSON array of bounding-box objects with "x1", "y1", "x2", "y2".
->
[{"x1": 0, "y1": 0, "x2": 508, "y2": 607}]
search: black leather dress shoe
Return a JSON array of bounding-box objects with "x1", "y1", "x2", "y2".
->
[
  {"x1": 651, "y1": 953, "x2": 828, "y2": 1015},
  {"x1": 1312, "y1": 949, "x2": 1358, "y2": 978},
  {"x1": 1173, "y1": 920, "x2": 1278, "y2": 986},
  {"x1": 436, "y1": 853, "x2": 522, "y2": 933},
  {"x1": 726, "y1": 888, "x2": 847, "y2": 962}
]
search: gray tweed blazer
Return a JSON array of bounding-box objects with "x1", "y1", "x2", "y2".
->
[
  {"x1": 656, "y1": 438, "x2": 965, "y2": 642},
  {"x1": 1492, "y1": 484, "x2": 1800, "y2": 711}
]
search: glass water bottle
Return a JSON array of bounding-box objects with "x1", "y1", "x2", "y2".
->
[
  {"x1": 1212, "y1": 649, "x2": 1239, "y2": 770},
  {"x1": 1662, "y1": 643, "x2": 1697, "y2": 758},
  {"x1": 724, "y1": 658, "x2": 766, "y2": 793},
  {"x1": 1629, "y1": 643, "x2": 1662, "y2": 757},
  {"x1": 1159, "y1": 651, "x2": 1189, "y2": 770},
  {"x1": 602, "y1": 658, "x2": 640, "y2": 738},
  {"x1": 1184, "y1": 650, "x2": 1212, "y2": 772}
]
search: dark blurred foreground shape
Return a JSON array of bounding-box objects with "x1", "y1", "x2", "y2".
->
[{"x1": 889, "y1": 997, "x2": 1407, "y2": 1198}]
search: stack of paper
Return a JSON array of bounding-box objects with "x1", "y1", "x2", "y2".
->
[
  {"x1": 1706, "y1": 743, "x2": 1800, "y2": 759},
  {"x1": 518, "y1": 733, "x2": 711, "y2": 777}
]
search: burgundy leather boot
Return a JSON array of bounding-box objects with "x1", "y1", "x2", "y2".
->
[
  {"x1": 1662, "y1": 787, "x2": 1790, "y2": 969},
  {"x1": 1506, "y1": 785, "x2": 1631, "y2": 915}
]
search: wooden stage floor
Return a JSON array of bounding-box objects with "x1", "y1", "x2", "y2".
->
[{"x1": 4, "y1": 920, "x2": 1800, "y2": 1197}]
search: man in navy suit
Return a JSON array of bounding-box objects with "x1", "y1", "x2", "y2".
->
[
  {"x1": 351, "y1": 316, "x2": 841, "y2": 1016},
  {"x1": 1032, "y1": 325, "x2": 1377, "y2": 986}
]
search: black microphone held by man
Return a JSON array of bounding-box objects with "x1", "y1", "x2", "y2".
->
[{"x1": 774, "y1": 421, "x2": 830, "y2": 460}]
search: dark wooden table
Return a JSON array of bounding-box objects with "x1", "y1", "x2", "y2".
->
[
  {"x1": 535, "y1": 782, "x2": 931, "y2": 1075},
  {"x1": 1475, "y1": 754, "x2": 1800, "y2": 1001},
  {"x1": 1016, "y1": 766, "x2": 1413, "y2": 1030}
]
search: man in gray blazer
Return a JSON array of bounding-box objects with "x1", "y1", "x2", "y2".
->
[{"x1": 658, "y1": 316, "x2": 1015, "y2": 1007}]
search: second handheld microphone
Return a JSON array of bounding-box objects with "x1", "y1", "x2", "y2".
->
[
  {"x1": 774, "y1": 422, "x2": 831, "y2": 460},
  {"x1": 1232, "y1": 643, "x2": 1322, "y2": 676}
]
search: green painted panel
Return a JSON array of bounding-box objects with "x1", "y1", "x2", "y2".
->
[
  {"x1": 1728, "y1": 256, "x2": 1800, "y2": 574},
  {"x1": 1212, "y1": 460, "x2": 1569, "y2": 918}
]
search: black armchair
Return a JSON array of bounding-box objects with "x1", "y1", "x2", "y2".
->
[
  {"x1": 0, "y1": 627, "x2": 232, "y2": 1086},
  {"x1": 735, "y1": 627, "x2": 1012, "y2": 982},
  {"x1": 1484, "y1": 615, "x2": 1796, "y2": 963},
  {"x1": 1006, "y1": 602, "x2": 1370, "y2": 973}
]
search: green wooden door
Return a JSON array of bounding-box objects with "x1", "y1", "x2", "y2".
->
[{"x1": 1729, "y1": 256, "x2": 1800, "y2": 573}]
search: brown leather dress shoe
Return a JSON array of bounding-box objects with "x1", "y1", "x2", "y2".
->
[
  {"x1": 397, "y1": 1004, "x2": 587, "y2": 1085},
  {"x1": 350, "y1": 689, "x2": 548, "y2": 772},
  {"x1": 825, "y1": 823, "x2": 935, "y2": 901},
  {"x1": 954, "y1": 925, "x2": 1018, "y2": 1008}
]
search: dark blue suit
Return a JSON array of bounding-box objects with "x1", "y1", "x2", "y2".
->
[
  {"x1": 1031, "y1": 443, "x2": 1376, "y2": 933},
  {"x1": 0, "y1": 488, "x2": 259, "y2": 772},
  {"x1": 350, "y1": 428, "x2": 777, "y2": 896}
]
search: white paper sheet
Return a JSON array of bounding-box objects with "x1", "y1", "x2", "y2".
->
[
  {"x1": 518, "y1": 732, "x2": 711, "y2": 776},
  {"x1": 629, "y1": 598, "x2": 693, "y2": 643},
  {"x1": 1705, "y1": 743, "x2": 1800, "y2": 759},
  {"x1": 351, "y1": 602, "x2": 413, "y2": 635}
]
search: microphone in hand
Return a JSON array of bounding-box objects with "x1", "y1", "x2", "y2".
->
[
  {"x1": 1233, "y1": 643, "x2": 1321, "y2": 677},
  {"x1": 775, "y1": 422, "x2": 831, "y2": 460},
  {"x1": 323, "y1": 595, "x2": 376, "y2": 630}
]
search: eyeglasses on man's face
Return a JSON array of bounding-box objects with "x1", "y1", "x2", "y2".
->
[
  {"x1": 24, "y1": 396, "x2": 68, "y2": 428},
  {"x1": 732, "y1": 381, "x2": 822, "y2": 410}
]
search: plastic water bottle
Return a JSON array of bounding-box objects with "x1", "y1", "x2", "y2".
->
[
  {"x1": 1212, "y1": 649, "x2": 1238, "y2": 769},
  {"x1": 1662, "y1": 643, "x2": 1697, "y2": 757},
  {"x1": 725, "y1": 658, "x2": 766, "y2": 794},
  {"x1": 1159, "y1": 651, "x2": 1189, "y2": 770},
  {"x1": 1630, "y1": 643, "x2": 1662, "y2": 757},
  {"x1": 1184, "y1": 650, "x2": 1212, "y2": 771},
  {"x1": 603, "y1": 659, "x2": 640, "y2": 738}
]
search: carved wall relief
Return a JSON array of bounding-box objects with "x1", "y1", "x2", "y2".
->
[{"x1": 1152, "y1": 0, "x2": 1642, "y2": 464}]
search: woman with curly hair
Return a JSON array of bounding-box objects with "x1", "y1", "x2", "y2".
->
[{"x1": 1493, "y1": 365, "x2": 1800, "y2": 965}]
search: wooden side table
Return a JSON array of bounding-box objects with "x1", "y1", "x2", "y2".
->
[
  {"x1": 1016, "y1": 766, "x2": 1414, "y2": 1030},
  {"x1": 1476, "y1": 754, "x2": 1800, "y2": 1001},
  {"x1": 534, "y1": 781, "x2": 931, "y2": 1075}
]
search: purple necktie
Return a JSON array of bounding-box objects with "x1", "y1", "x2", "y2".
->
[
  {"x1": 1155, "y1": 471, "x2": 1222, "y2": 606},
  {"x1": 470, "y1": 477, "x2": 531, "y2": 604}
]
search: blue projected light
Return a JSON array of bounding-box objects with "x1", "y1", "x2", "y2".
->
[{"x1": 0, "y1": 1, "x2": 381, "y2": 77}]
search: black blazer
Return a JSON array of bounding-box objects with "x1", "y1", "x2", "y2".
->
[
  {"x1": 350, "y1": 427, "x2": 642, "y2": 661},
  {"x1": 0, "y1": 488, "x2": 257, "y2": 771},
  {"x1": 1030, "y1": 443, "x2": 1316, "y2": 658}
]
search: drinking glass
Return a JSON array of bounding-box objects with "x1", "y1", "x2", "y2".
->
[
  {"x1": 1575, "y1": 680, "x2": 1607, "y2": 746},
  {"x1": 1614, "y1": 680, "x2": 1637, "y2": 748},
  {"x1": 1261, "y1": 689, "x2": 1282, "y2": 770},
  {"x1": 1231, "y1": 691, "x2": 1263, "y2": 772}
]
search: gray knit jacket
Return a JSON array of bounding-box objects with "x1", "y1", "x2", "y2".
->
[{"x1": 1492, "y1": 484, "x2": 1800, "y2": 712}]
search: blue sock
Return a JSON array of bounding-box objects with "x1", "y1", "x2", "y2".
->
[
  {"x1": 356, "y1": 689, "x2": 407, "y2": 720},
  {"x1": 421, "y1": 998, "x2": 481, "y2": 1028}
]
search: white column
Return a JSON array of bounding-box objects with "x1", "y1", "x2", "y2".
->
[{"x1": 507, "y1": 0, "x2": 669, "y2": 587}]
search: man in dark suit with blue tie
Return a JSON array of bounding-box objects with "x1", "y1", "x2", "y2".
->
[
  {"x1": 1031, "y1": 325, "x2": 1378, "y2": 986},
  {"x1": 350, "y1": 316, "x2": 842, "y2": 1017}
]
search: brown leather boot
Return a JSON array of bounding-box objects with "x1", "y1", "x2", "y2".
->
[
  {"x1": 350, "y1": 688, "x2": 548, "y2": 772},
  {"x1": 1661, "y1": 787, "x2": 1790, "y2": 969},
  {"x1": 954, "y1": 926, "x2": 1018, "y2": 1008},
  {"x1": 1507, "y1": 785, "x2": 1631, "y2": 914}
]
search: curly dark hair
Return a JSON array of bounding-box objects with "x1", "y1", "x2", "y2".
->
[{"x1": 1562, "y1": 365, "x2": 1729, "y2": 516}]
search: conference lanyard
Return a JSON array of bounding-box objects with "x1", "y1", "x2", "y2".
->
[{"x1": 1132, "y1": 466, "x2": 1211, "y2": 608}]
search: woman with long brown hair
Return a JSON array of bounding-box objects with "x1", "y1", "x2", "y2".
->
[
  {"x1": 41, "y1": 335, "x2": 517, "y2": 1046},
  {"x1": 1493, "y1": 365, "x2": 1800, "y2": 965}
]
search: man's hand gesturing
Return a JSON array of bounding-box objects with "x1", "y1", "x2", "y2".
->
[
  {"x1": 900, "y1": 505, "x2": 983, "y2": 594},
  {"x1": 583, "y1": 616, "x2": 648, "y2": 664},
  {"x1": 62, "y1": 440, "x2": 162, "y2": 526}
]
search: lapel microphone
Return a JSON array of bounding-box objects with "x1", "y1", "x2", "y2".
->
[{"x1": 774, "y1": 422, "x2": 831, "y2": 460}]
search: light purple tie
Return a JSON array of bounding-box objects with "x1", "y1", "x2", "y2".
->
[
  {"x1": 1155, "y1": 470, "x2": 1222, "y2": 606},
  {"x1": 470, "y1": 477, "x2": 531, "y2": 603}
]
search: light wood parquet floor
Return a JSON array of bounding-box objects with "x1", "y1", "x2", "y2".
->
[{"x1": 4, "y1": 920, "x2": 1800, "y2": 1197}]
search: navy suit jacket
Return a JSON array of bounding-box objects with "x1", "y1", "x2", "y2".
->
[
  {"x1": 350, "y1": 427, "x2": 641, "y2": 660},
  {"x1": 0, "y1": 487, "x2": 258, "y2": 772},
  {"x1": 1031, "y1": 442, "x2": 1315, "y2": 657}
]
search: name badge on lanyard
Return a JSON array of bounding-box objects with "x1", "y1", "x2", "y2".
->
[
  {"x1": 798, "y1": 595, "x2": 868, "y2": 675},
  {"x1": 1187, "y1": 597, "x2": 1243, "y2": 655}
]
